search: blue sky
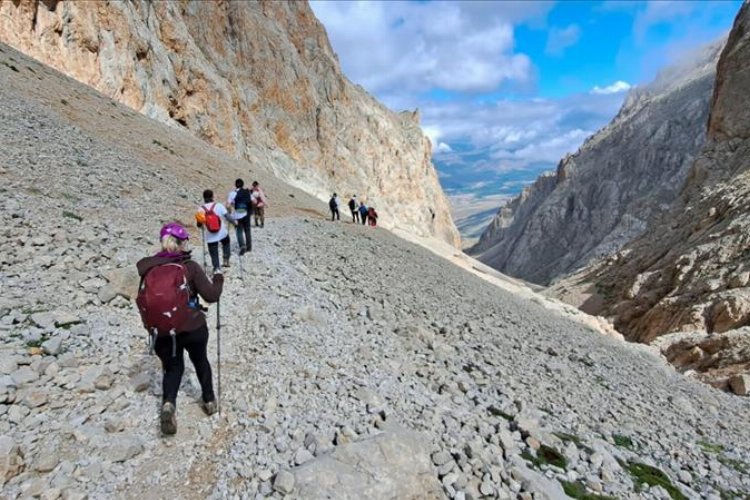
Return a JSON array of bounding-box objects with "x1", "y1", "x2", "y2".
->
[{"x1": 311, "y1": 0, "x2": 742, "y2": 239}]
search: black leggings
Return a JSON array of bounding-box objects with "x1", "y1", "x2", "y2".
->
[{"x1": 154, "y1": 325, "x2": 215, "y2": 406}]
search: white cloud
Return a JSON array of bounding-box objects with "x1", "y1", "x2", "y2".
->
[
  {"x1": 436, "y1": 142, "x2": 453, "y2": 153},
  {"x1": 591, "y1": 80, "x2": 632, "y2": 95},
  {"x1": 422, "y1": 89, "x2": 627, "y2": 173},
  {"x1": 545, "y1": 24, "x2": 581, "y2": 56},
  {"x1": 310, "y1": 0, "x2": 548, "y2": 95}
]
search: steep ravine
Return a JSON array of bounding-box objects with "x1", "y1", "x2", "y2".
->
[
  {"x1": 471, "y1": 40, "x2": 723, "y2": 285},
  {"x1": 552, "y1": 1, "x2": 750, "y2": 390},
  {"x1": 0, "y1": 0, "x2": 459, "y2": 246}
]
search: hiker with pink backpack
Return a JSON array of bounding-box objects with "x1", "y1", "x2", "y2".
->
[
  {"x1": 196, "y1": 189, "x2": 232, "y2": 273},
  {"x1": 136, "y1": 222, "x2": 224, "y2": 435}
]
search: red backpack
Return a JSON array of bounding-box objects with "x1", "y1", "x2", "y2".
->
[
  {"x1": 136, "y1": 263, "x2": 192, "y2": 337},
  {"x1": 204, "y1": 203, "x2": 222, "y2": 233}
]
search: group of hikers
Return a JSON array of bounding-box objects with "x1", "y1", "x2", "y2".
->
[
  {"x1": 329, "y1": 193, "x2": 379, "y2": 226},
  {"x1": 136, "y1": 180, "x2": 388, "y2": 436},
  {"x1": 135, "y1": 178, "x2": 267, "y2": 435},
  {"x1": 193, "y1": 179, "x2": 268, "y2": 272}
]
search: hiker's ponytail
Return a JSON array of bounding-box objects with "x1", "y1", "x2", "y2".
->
[{"x1": 161, "y1": 235, "x2": 187, "y2": 253}]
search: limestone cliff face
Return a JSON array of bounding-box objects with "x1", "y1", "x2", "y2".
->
[
  {"x1": 0, "y1": 0, "x2": 459, "y2": 245},
  {"x1": 554, "y1": 1, "x2": 750, "y2": 387},
  {"x1": 470, "y1": 41, "x2": 723, "y2": 285}
]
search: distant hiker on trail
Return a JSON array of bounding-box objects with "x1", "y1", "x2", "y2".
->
[
  {"x1": 358, "y1": 202, "x2": 368, "y2": 225},
  {"x1": 368, "y1": 206, "x2": 378, "y2": 227},
  {"x1": 251, "y1": 181, "x2": 268, "y2": 228},
  {"x1": 329, "y1": 193, "x2": 340, "y2": 221},
  {"x1": 136, "y1": 222, "x2": 223, "y2": 435},
  {"x1": 348, "y1": 195, "x2": 359, "y2": 223},
  {"x1": 196, "y1": 189, "x2": 232, "y2": 272},
  {"x1": 228, "y1": 178, "x2": 252, "y2": 254}
]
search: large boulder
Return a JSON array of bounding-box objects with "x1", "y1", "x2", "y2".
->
[{"x1": 292, "y1": 429, "x2": 444, "y2": 499}]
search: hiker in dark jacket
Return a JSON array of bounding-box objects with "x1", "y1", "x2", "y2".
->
[
  {"x1": 136, "y1": 222, "x2": 224, "y2": 435},
  {"x1": 358, "y1": 202, "x2": 368, "y2": 225},
  {"x1": 329, "y1": 193, "x2": 340, "y2": 221},
  {"x1": 348, "y1": 195, "x2": 359, "y2": 223}
]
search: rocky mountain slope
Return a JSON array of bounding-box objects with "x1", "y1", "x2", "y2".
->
[
  {"x1": 0, "y1": 0, "x2": 459, "y2": 246},
  {"x1": 2, "y1": 42, "x2": 750, "y2": 499},
  {"x1": 470, "y1": 40, "x2": 723, "y2": 285},
  {"x1": 550, "y1": 1, "x2": 750, "y2": 390}
]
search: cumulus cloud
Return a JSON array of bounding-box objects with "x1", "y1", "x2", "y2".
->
[
  {"x1": 436, "y1": 142, "x2": 453, "y2": 153},
  {"x1": 591, "y1": 80, "x2": 632, "y2": 95},
  {"x1": 423, "y1": 90, "x2": 627, "y2": 176},
  {"x1": 545, "y1": 24, "x2": 581, "y2": 56},
  {"x1": 310, "y1": 0, "x2": 547, "y2": 95}
]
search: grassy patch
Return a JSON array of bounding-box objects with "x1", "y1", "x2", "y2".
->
[
  {"x1": 61, "y1": 192, "x2": 80, "y2": 202},
  {"x1": 716, "y1": 486, "x2": 748, "y2": 500},
  {"x1": 26, "y1": 334, "x2": 48, "y2": 349},
  {"x1": 613, "y1": 434, "x2": 637, "y2": 451},
  {"x1": 561, "y1": 480, "x2": 617, "y2": 500},
  {"x1": 697, "y1": 440, "x2": 725, "y2": 454},
  {"x1": 521, "y1": 445, "x2": 568, "y2": 470},
  {"x1": 718, "y1": 456, "x2": 748, "y2": 474},
  {"x1": 62, "y1": 210, "x2": 83, "y2": 222},
  {"x1": 554, "y1": 432, "x2": 583, "y2": 446},
  {"x1": 625, "y1": 462, "x2": 686, "y2": 500}
]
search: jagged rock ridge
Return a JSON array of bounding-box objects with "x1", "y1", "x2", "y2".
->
[
  {"x1": 470, "y1": 40, "x2": 724, "y2": 285},
  {"x1": 0, "y1": 0, "x2": 459, "y2": 246},
  {"x1": 552, "y1": 1, "x2": 750, "y2": 389}
]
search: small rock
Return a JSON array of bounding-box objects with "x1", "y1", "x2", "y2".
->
[
  {"x1": 42, "y1": 336, "x2": 63, "y2": 356},
  {"x1": 729, "y1": 373, "x2": 749, "y2": 396},
  {"x1": 294, "y1": 448, "x2": 314, "y2": 465},
  {"x1": 130, "y1": 372, "x2": 150, "y2": 392},
  {"x1": 97, "y1": 285, "x2": 117, "y2": 304},
  {"x1": 34, "y1": 452, "x2": 59, "y2": 473},
  {"x1": 432, "y1": 450, "x2": 452, "y2": 466},
  {"x1": 0, "y1": 435, "x2": 25, "y2": 486},
  {"x1": 273, "y1": 470, "x2": 295, "y2": 495},
  {"x1": 11, "y1": 366, "x2": 39, "y2": 386},
  {"x1": 30, "y1": 312, "x2": 55, "y2": 329},
  {"x1": 110, "y1": 438, "x2": 143, "y2": 463}
]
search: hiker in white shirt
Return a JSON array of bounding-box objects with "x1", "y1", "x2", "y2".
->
[{"x1": 197, "y1": 189, "x2": 232, "y2": 272}]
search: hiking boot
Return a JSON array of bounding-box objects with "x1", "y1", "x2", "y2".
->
[
  {"x1": 202, "y1": 400, "x2": 217, "y2": 416},
  {"x1": 222, "y1": 258, "x2": 230, "y2": 268},
  {"x1": 239, "y1": 246, "x2": 247, "y2": 256},
  {"x1": 160, "y1": 402, "x2": 177, "y2": 435}
]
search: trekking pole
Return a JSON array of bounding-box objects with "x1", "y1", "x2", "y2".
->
[
  {"x1": 216, "y1": 298, "x2": 222, "y2": 415},
  {"x1": 201, "y1": 227, "x2": 207, "y2": 272},
  {"x1": 238, "y1": 242, "x2": 245, "y2": 281}
]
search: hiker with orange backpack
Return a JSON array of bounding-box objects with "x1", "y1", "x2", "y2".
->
[
  {"x1": 136, "y1": 222, "x2": 223, "y2": 435},
  {"x1": 196, "y1": 189, "x2": 232, "y2": 273}
]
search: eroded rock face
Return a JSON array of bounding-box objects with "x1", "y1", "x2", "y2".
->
[
  {"x1": 556, "y1": 1, "x2": 750, "y2": 384},
  {"x1": 0, "y1": 0, "x2": 458, "y2": 245},
  {"x1": 471, "y1": 40, "x2": 723, "y2": 285}
]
